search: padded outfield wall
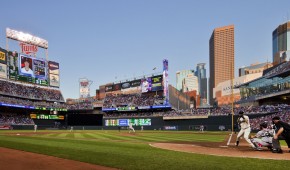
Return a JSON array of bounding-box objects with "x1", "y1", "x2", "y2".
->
[
  {"x1": 10, "y1": 112, "x2": 275, "y2": 131},
  {"x1": 102, "y1": 112, "x2": 275, "y2": 131}
]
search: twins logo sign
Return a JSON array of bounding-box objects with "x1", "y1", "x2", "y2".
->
[{"x1": 20, "y1": 42, "x2": 38, "y2": 55}]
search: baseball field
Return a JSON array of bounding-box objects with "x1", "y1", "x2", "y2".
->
[{"x1": 0, "y1": 130, "x2": 289, "y2": 170}]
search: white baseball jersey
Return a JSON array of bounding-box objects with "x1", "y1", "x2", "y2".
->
[{"x1": 238, "y1": 115, "x2": 250, "y2": 129}]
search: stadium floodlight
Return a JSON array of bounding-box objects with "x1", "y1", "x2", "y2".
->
[{"x1": 6, "y1": 28, "x2": 48, "y2": 49}]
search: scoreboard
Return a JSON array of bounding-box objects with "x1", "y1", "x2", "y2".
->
[
  {"x1": 105, "y1": 118, "x2": 151, "y2": 126},
  {"x1": 30, "y1": 114, "x2": 64, "y2": 120},
  {"x1": 7, "y1": 51, "x2": 58, "y2": 86}
]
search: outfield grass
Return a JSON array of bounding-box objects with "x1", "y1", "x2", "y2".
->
[{"x1": 0, "y1": 130, "x2": 289, "y2": 170}]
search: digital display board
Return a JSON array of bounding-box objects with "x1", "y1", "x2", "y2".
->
[
  {"x1": 30, "y1": 114, "x2": 64, "y2": 120},
  {"x1": 105, "y1": 118, "x2": 151, "y2": 126},
  {"x1": 7, "y1": 51, "x2": 49, "y2": 86},
  {"x1": 19, "y1": 55, "x2": 34, "y2": 76},
  {"x1": 141, "y1": 77, "x2": 152, "y2": 93},
  {"x1": 116, "y1": 106, "x2": 137, "y2": 111},
  {"x1": 113, "y1": 83, "x2": 121, "y2": 91},
  {"x1": 151, "y1": 75, "x2": 163, "y2": 91},
  {"x1": 33, "y1": 58, "x2": 46, "y2": 78}
]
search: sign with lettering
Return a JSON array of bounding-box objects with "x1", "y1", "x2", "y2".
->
[{"x1": 20, "y1": 42, "x2": 38, "y2": 55}]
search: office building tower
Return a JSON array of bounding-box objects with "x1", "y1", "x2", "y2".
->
[
  {"x1": 272, "y1": 21, "x2": 290, "y2": 65},
  {"x1": 182, "y1": 73, "x2": 199, "y2": 93},
  {"x1": 176, "y1": 70, "x2": 194, "y2": 91},
  {"x1": 195, "y1": 63, "x2": 207, "y2": 105},
  {"x1": 209, "y1": 25, "x2": 234, "y2": 105}
]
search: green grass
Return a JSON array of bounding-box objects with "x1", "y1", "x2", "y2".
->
[{"x1": 0, "y1": 130, "x2": 289, "y2": 170}]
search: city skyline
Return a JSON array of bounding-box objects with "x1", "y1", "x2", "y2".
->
[{"x1": 0, "y1": 0, "x2": 290, "y2": 99}]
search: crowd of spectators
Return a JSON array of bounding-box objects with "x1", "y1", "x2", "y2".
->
[
  {"x1": 250, "y1": 109, "x2": 290, "y2": 130},
  {"x1": 103, "y1": 93, "x2": 157, "y2": 108},
  {"x1": 0, "y1": 94, "x2": 94, "y2": 110},
  {"x1": 103, "y1": 104, "x2": 290, "y2": 118},
  {"x1": 0, "y1": 95, "x2": 67, "y2": 109},
  {"x1": 0, "y1": 113, "x2": 34, "y2": 125},
  {"x1": 0, "y1": 79, "x2": 95, "y2": 110},
  {"x1": 0, "y1": 79, "x2": 64, "y2": 102},
  {"x1": 66, "y1": 102, "x2": 93, "y2": 110}
]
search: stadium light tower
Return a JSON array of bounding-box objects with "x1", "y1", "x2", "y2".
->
[{"x1": 6, "y1": 28, "x2": 49, "y2": 60}]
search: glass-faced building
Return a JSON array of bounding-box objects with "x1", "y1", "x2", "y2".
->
[
  {"x1": 272, "y1": 21, "x2": 290, "y2": 65},
  {"x1": 195, "y1": 63, "x2": 207, "y2": 105},
  {"x1": 237, "y1": 61, "x2": 290, "y2": 106}
]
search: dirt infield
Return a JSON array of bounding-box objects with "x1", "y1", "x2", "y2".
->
[
  {"x1": 150, "y1": 134, "x2": 290, "y2": 160},
  {"x1": 0, "y1": 147, "x2": 118, "y2": 170}
]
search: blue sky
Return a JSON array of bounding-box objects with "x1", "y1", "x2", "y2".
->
[{"x1": 0, "y1": 0, "x2": 290, "y2": 99}]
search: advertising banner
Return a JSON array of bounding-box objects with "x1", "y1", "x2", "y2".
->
[
  {"x1": 48, "y1": 61, "x2": 60, "y2": 75},
  {"x1": 130, "y1": 79, "x2": 141, "y2": 87},
  {"x1": 163, "y1": 59, "x2": 169, "y2": 105},
  {"x1": 0, "y1": 63, "x2": 7, "y2": 79},
  {"x1": 49, "y1": 74, "x2": 60, "y2": 87},
  {"x1": 121, "y1": 82, "x2": 131, "y2": 89},
  {"x1": 0, "y1": 48, "x2": 7, "y2": 64},
  {"x1": 8, "y1": 51, "x2": 18, "y2": 80}
]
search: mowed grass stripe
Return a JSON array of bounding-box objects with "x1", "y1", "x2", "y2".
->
[
  {"x1": 84, "y1": 131, "x2": 225, "y2": 143},
  {"x1": 66, "y1": 131, "x2": 225, "y2": 143},
  {"x1": 128, "y1": 132, "x2": 225, "y2": 142},
  {"x1": 83, "y1": 132, "x2": 111, "y2": 140},
  {"x1": 1, "y1": 134, "x2": 290, "y2": 170}
]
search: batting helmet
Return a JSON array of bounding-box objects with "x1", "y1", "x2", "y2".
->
[{"x1": 260, "y1": 122, "x2": 268, "y2": 129}]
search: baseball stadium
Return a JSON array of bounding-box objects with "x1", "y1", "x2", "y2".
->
[{"x1": 1, "y1": 28, "x2": 290, "y2": 170}]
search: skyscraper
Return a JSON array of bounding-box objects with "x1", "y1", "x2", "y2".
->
[
  {"x1": 272, "y1": 21, "x2": 290, "y2": 65},
  {"x1": 195, "y1": 63, "x2": 207, "y2": 105},
  {"x1": 209, "y1": 25, "x2": 234, "y2": 105},
  {"x1": 182, "y1": 73, "x2": 199, "y2": 93},
  {"x1": 176, "y1": 70, "x2": 194, "y2": 91}
]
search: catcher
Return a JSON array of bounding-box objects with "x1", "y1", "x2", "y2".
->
[{"x1": 250, "y1": 122, "x2": 274, "y2": 151}]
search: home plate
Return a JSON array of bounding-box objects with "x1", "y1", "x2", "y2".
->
[
  {"x1": 16, "y1": 134, "x2": 20, "y2": 135},
  {"x1": 219, "y1": 146, "x2": 228, "y2": 148}
]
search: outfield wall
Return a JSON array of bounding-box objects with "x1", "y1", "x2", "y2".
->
[
  {"x1": 9, "y1": 112, "x2": 275, "y2": 131},
  {"x1": 102, "y1": 113, "x2": 274, "y2": 131}
]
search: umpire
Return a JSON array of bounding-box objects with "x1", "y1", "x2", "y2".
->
[{"x1": 272, "y1": 116, "x2": 290, "y2": 153}]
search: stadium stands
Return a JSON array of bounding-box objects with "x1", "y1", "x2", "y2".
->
[
  {"x1": 0, "y1": 112, "x2": 34, "y2": 125},
  {"x1": 0, "y1": 79, "x2": 64, "y2": 102}
]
